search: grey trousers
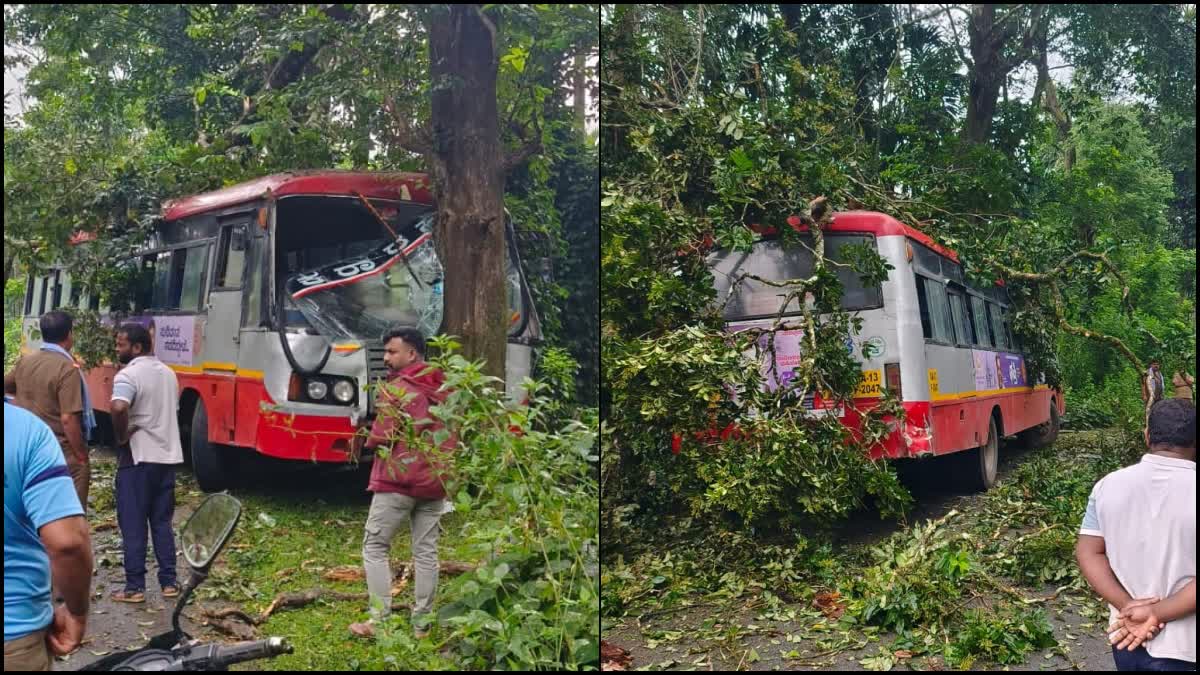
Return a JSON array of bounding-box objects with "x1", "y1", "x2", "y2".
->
[{"x1": 362, "y1": 492, "x2": 443, "y2": 624}]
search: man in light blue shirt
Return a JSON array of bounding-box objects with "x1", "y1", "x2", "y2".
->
[{"x1": 4, "y1": 401, "x2": 94, "y2": 669}]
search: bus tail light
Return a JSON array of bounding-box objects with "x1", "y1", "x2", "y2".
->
[{"x1": 884, "y1": 363, "x2": 901, "y2": 396}]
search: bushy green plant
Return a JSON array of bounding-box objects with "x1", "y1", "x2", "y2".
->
[
  {"x1": 847, "y1": 512, "x2": 972, "y2": 633},
  {"x1": 943, "y1": 605, "x2": 1057, "y2": 668},
  {"x1": 4, "y1": 278, "x2": 26, "y2": 370},
  {"x1": 1000, "y1": 526, "x2": 1079, "y2": 586},
  {"x1": 375, "y1": 335, "x2": 598, "y2": 670}
]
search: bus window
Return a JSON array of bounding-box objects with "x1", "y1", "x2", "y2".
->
[
  {"x1": 24, "y1": 273, "x2": 35, "y2": 315},
  {"x1": 69, "y1": 278, "x2": 82, "y2": 309},
  {"x1": 1003, "y1": 311, "x2": 1017, "y2": 352},
  {"x1": 912, "y1": 242, "x2": 943, "y2": 277},
  {"x1": 710, "y1": 234, "x2": 883, "y2": 320},
  {"x1": 215, "y1": 224, "x2": 247, "y2": 289},
  {"x1": 987, "y1": 302, "x2": 1008, "y2": 350},
  {"x1": 970, "y1": 295, "x2": 992, "y2": 348},
  {"x1": 151, "y1": 252, "x2": 173, "y2": 309},
  {"x1": 179, "y1": 245, "x2": 209, "y2": 311},
  {"x1": 947, "y1": 289, "x2": 973, "y2": 345},
  {"x1": 38, "y1": 275, "x2": 50, "y2": 315},
  {"x1": 242, "y1": 237, "x2": 263, "y2": 327},
  {"x1": 51, "y1": 270, "x2": 63, "y2": 309},
  {"x1": 916, "y1": 275, "x2": 954, "y2": 343},
  {"x1": 915, "y1": 276, "x2": 933, "y2": 338}
]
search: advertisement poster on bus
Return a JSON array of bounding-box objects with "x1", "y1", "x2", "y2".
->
[
  {"x1": 727, "y1": 323, "x2": 804, "y2": 393},
  {"x1": 972, "y1": 349, "x2": 998, "y2": 391},
  {"x1": 999, "y1": 353, "x2": 1027, "y2": 388},
  {"x1": 126, "y1": 316, "x2": 201, "y2": 366},
  {"x1": 724, "y1": 320, "x2": 849, "y2": 415}
]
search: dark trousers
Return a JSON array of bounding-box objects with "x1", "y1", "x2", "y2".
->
[
  {"x1": 115, "y1": 449, "x2": 178, "y2": 592},
  {"x1": 1114, "y1": 646, "x2": 1197, "y2": 671}
]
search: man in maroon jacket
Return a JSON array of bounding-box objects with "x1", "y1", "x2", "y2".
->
[{"x1": 349, "y1": 326, "x2": 454, "y2": 640}]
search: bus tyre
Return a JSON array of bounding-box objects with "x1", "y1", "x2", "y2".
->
[
  {"x1": 190, "y1": 400, "x2": 229, "y2": 492},
  {"x1": 967, "y1": 417, "x2": 999, "y2": 492},
  {"x1": 1020, "y1": 401, "x2": 1060, "y2": 449}
]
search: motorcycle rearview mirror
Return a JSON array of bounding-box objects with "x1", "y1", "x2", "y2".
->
[
  {"x1": 170, "y1": 493, "x2": 242, "y2": 642},
  {"x1": 181, "y1": 492, "x2": 242, "y2": 571}
]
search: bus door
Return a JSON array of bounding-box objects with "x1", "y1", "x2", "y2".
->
[{"x1": 206, "y1": 218, "x2": 251, "y2": 382}]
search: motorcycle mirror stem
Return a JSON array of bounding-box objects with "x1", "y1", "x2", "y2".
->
[{"x1": 169, "y1": 567, "x2": 210, "y2": 645}]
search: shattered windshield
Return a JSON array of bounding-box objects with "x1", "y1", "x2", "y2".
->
[
  {"x1": 285, "y1": 214, "x2": 445, "y2": 341},
  {"x1": 284, "y1": 214, "x2": 529, "y2": 343}
]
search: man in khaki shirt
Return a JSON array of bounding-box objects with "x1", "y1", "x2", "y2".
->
[{"x1": 4, "y1": 311, "x2": 92, "y2": 511}]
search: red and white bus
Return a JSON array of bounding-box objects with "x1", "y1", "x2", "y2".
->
[
  {"x1": 20, "y1": 171, "x2": 541, "y2": 491},
  {"x1": 710, "y1": 210, "x2": 1063, "y2": 490}
]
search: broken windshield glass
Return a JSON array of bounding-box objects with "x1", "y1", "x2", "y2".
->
[{"x1": 285, "y1": 214, "x2": 444, "y2": 342}]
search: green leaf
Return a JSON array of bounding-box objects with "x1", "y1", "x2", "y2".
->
[
  {"x1": 729, "y1": 148, "x2": 753, "y2": 171},
  {"x1": 194, "y1": 87, "x2": 207, "y2": 106},
  {"x1": 501, "y1": 46, "x2": 528, "y2": 73}
]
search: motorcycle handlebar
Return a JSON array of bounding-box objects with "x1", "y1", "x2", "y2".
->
[{"x1": 186, "y1": 637, "x2": 293, "y2": 668}]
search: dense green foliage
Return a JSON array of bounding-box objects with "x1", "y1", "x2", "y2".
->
[
  {"x1": 401, "y1": 336, "x2": 598, "y2": 669},
  {"x1": 601, "y1": 4, "x2": 1195, "y2": 553}
]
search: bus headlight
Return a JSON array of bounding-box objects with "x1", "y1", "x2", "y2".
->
[
  {"x1": 332, "y1": 380, "x2": 355, "y2": 403},
  {"x1": 307, "y1": 380, "x2": 328, "y2": 401}
]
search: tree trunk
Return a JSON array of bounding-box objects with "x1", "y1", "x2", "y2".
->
[
  {"x1": 962, "y1": 5, "x2": 1044, "y2": 146},
  {"x1": 425, "y1": 5, "x2": 507, "y2": 379}
]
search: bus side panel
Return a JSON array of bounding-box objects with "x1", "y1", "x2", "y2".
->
[
  {"x1": 1003, "y1": 386, "x2": 1057, "y2": 435},
  {"x1": 929, "y1": 398, "x2": 992, "y2": 455},
  {"x1": 234, "y1": 375, "x2": 265, "y2": 449},
  {"x1": 929, "y1": 387, "x2": 1059, "y2": 456},
  {"x1": 82, "y1": 365, "x2": 117, "y2": 414}
]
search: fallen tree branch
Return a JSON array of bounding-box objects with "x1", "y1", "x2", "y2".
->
[
  {"x1": 985, "y1": 249, "x2": 1146, "y2": 371},
  {"x1": 203, "y1": 590, "x2": 412, "y2": 628},
  {"x1": 1052, "y1": 282, "x2": 1143, "y2": 372},
  {"x1": 201, "y1": 560, "x2": 476, "y2": 629}
]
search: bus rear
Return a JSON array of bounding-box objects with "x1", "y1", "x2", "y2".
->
[
  {"x1": 708, "y1": 210, "x2": 1062, "y2": 485},
  {"x1": 709, "y1": 217, "x2": 929, "y2": 456}
]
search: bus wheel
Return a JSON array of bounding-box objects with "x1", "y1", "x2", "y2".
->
[
  {"x1": 967, "y1": 417, "x2": 999, "y2": 491},
  {"x1": 1020, "y1": 400, "x2": 1060, "y2": 449},
  {"x1": 190, "y1": 400, "x2": 229, "y2": 492}
]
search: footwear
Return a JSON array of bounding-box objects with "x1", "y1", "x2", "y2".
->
[
  {"x1": 162, "y1": 585, "x2": 180, "y2": 598},
  {"x1": 414, "y1": 627, "x2": 430, "y2": 639},
  {"x1": 348, "y1": 620, "x2": 376, "y2": 638},
  {"x1": 111, "y1": 589, "x2": 145, "y2": 603}
]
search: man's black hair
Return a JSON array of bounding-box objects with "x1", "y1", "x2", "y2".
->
[
  {"x1": 118, "y1": 323, "x2": 153, "y2": 355},
  {"x1": 383, "y1": 325, "x2": 426, "y2": 357},
  {"x1": 1147, "y1": 398, "x2": 1196, "y2": 448},
  {"x1": 40, "y1": 310, "x2": 74, "y2": 344}
]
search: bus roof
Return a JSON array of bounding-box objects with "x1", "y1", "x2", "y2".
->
[
  {"x1": 162, "y1": 171, "x2": 434, "y2": 222},
  {"x1": 751, "y1": 210, "x2": 961, "y2": 264}
]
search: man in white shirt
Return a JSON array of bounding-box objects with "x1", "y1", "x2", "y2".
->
[
  {"x1": 109, "y1": 323, "x2": 185, "y2": 604},
  {"x1": 1076, "y1": 398, "x2": 1196, "y2": 671}
]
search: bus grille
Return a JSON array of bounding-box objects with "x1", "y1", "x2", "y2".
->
[{"x1": 366, "y1": 341, "x2": 388, "y2": 414}]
